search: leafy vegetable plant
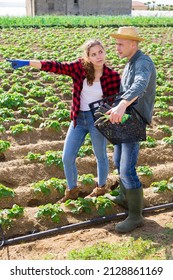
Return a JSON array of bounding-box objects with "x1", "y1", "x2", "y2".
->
[
  {"x1": 140, "y1": 136, "x2": 157, "y2": 148},
  {"x1": 0, "y1": 204, "x2": 24, "y2": 228},
  {"x1": 32, "y1": 178, "x2": 66, "y2": 195},
  {"x1": 78, "y1": 174, "x2": 95, "y2": 185},
  {"x1": 64, "y1": 197, "x2": 93, "y2": 214},
  {"x1": 91, "y1": 196, "x2": 114, "y2": 216},
  {"x1": 137, "y1": 165, "x2": 153, "y2": 176},
  {"x1": 35, "y1": 203, "x2": 64, "y2": 223},
  {"x1": 0, "y1": 184, "x2": 15, "y2": 198},
  {"x1": 10, "y1": 123, "x2": 33, "y2": 134},
  {"x1": 163, "y1": 136, "x2": 173, "y2": 145},
  {"x1": 0, "y1": 140, "x2": 10, "y2": 153},
  {"x1": 151, "y1": 180, "x2": 173, "y2": 192}
]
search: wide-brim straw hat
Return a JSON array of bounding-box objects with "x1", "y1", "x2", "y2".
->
[{"x1": 110, "y1": 26, "x2": 145, "y2": 42}]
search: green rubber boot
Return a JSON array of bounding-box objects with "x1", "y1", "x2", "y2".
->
[
  {"x1": 104, "y1": 179, "x2": 128, "y2": 209},
  {"x1": 115, "y1": 187, "x2": 144, "y2": 233}
]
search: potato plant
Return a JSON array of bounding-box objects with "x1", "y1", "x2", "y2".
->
[
  {"x1": 32, "y1": 178, "x2": 66, "y2": 195},
  {"x1": 151, "y1": 179, "x2": 173, "y2": 193},
  {"x1": 0, "y1": 184, "x2": 15, "y2": 198},
  {"x1": 0, "y1": 204, "x2": 24, "y2": 228},
  {"x1": 0, "y1": 140, "x2": 10, "y2": 153},
  {"x1": 35, "y1": 203, "x2": 64, "y2": 223}
]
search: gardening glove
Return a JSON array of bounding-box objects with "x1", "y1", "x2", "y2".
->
[{"x1": 7, "y1": 59, "x2": 30, "y2": 69}]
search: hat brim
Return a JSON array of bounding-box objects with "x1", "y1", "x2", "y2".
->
[{"x1": 110, "y1": 34, "x2": 145, "y2": 42}]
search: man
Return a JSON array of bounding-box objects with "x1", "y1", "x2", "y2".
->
[{"x1": 105, "y1": 26, "x2": 156, "y2": 233}]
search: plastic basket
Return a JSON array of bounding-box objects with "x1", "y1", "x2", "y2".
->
[{"x1": 89, "y1": 95, "x2": 146, "y2": 145}]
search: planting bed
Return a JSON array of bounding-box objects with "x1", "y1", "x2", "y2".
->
[{"x1": 0, "y1": 26, "x2": 172, "y2": 259}]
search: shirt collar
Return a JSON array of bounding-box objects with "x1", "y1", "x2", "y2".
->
[{"x1": 129, "y1": 50, "x2": 143, "y2": 64}]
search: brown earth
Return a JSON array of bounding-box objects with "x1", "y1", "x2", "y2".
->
[{"x1": 0, "y1": 130, "x2": 173, "y2": 259}]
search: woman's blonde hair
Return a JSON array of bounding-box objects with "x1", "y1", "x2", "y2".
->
[{"x1": 81, "y1": 39, "x2": 104, "y2": 85}]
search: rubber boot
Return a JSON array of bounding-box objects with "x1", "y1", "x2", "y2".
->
[
  {"x1": 115, "y1": 187, "x2": 144, "y2": 233},
  {"x1": 104, "y1": 179, "x2": 128, "y2": 209},
  {"x1": 58, "y1": 187, "x2": 78, "y2": 203}
]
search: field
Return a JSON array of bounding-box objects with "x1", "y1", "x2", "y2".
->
[{"x1": 0, "y1": 17, "x2": 173, "y2": 260}]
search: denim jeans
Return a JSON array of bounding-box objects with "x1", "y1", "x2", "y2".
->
[
  {"x1": 62, "y1": 110, "x2": 109, "y2": 189},
  {"x1": 113, "y1": 142, "x2": 141, "y2": 190}
]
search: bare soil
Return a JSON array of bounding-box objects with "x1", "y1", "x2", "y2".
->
[{"x1": 0, "y1": 131, "x2": 173, "y2": 259}]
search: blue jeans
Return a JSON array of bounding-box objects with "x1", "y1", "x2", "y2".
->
[
  {"x1": 113, "y1": 142, "x2": 141, "y2": 190},
  {"x1": 62, "y1": 110, "x2": 109, "y2": 190}
]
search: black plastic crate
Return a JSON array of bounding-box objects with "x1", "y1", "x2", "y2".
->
[{"x1": 89, "y1": 94, "x2": 146, "y2": 145}]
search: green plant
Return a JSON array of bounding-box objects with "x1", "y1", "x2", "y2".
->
[
  {"x1": 35, "y1": 203, "x2": 64, "y2": 223},
  {"x1": 157, "y1": 125, "x2": 172, "y2": 135},
  {"x1": 26, "y1": 86, "x2": 46, "y2": 98},
  {"x1": 64, "y1": 197, "x2": 93, "y2": 214},
  {"x1": 18, "y1": 106, "x2": 29, "y2": 115},
  {"x1": 10, "y1": 123, "x2": 33, "y2": 134},
  {"x1": 30, "y1": 104, "x2": 45, "y2": 116},
  {"x1": 40, "y1": 120, "x2": 61, "y2": 131},
  {"x1": 25, "y1": 151, "x2": 63, "y2": 168},
  {"x1": 44, "y1": 151, "x2": 63, "y2": 169},
  {"x1": 78, "y1": 174, "x2": 95, "y2": 185},
  {"x1": 77, "y1": 146, "x2": 93, "y2": 157},
  {"x1": 163, "y1": 136, "x2": 173, "y2": 145},
  {"x1": 49, "y1": 109, "x2": 70, "y2": 121},
  {"x1": 151, "y1": 180, "x2": 173, "y2": 192},
  {"x1": 0, "y1": 108, "x2": 14, "y2": 119},
  {"x1": 45, "y1": 96, "x2": 60, "y2": 104},
  {"x1": 154, "y1": 101, "x2": 168, "y2": 109},
  {"x1": 91, "y1": 196, "x2": 114, "y2": 216},
  {"x1": 0, "y1": 204, "x2": 24, "y2": 228},
  {"x1": 84, "y1": 134, "x2": 92, "y2": 145},
  {"x1": 0, "y1": 92, "x2": 25, "y2": 109},
  {"x1": 0, "y1": 125, "x2": 5, "y2": 133},
  {"x1": 140, "y1": 136, "x2": 157, "y2": 148},
  {"x1": 25, "y1": 151, "x2": 42, "y2": 161},
  {"x1": 155, "y1": 110, "x2": 173, "y2": 118},
  {"x1": 0, "y1": 140, "x2": 10, "y2": 153},
  {"x1": 32, "y1": 178, "x2": 66, "y2": 195},
  {"x1": 68, "y1": 237, "x2": 161, "y2": 260},
  {"x1": 0, "y1": 184, "x2": 15, "y2": 198},
  {"x1": 137, "y1": 165, "x2": 153, "y2": 176},
  {"x1": 28, "y1": 114, "x2": 42, "y2": 124}
]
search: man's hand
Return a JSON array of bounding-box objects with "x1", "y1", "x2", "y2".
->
[
  {"x1": 106, "y1": 102, "x2": 127, "y2": 124},
  {"x1": 7, "y1": 59, "x2": 30, "y2": 69}
]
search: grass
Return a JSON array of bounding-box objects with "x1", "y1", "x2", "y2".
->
[{"x1": 67, "y1": 237, "x2": 163, "y2": 260}]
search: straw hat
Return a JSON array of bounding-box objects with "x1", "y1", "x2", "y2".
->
[{"x1": 110, "y1": 26, "x2": 145, "y2": 42}]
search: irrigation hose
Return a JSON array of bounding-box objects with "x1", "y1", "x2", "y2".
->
[
  {"x1": 0, "y1": 225, "x2": 5, "y2": 247},
  {"x1": 0, "y1": 202, "x2": 173, "y2": 247}
]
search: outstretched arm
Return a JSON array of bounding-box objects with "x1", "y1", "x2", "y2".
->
[{"x1": 7, "y1": 59, "x2": 41, "y2": 69}]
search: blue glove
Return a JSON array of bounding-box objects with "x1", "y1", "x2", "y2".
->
[{"x1": 7, "y1": 59, "x2": 30, "y2": 69}]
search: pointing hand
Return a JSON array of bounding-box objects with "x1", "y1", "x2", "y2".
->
[{"x1": 6, "y1": 59, "x2": 30, "y2": 69}]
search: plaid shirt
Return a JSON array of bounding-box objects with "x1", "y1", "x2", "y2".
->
[{"x1": 41, "y1": 59, "x2": 120, "y2": 126}]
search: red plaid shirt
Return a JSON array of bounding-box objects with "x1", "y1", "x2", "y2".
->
[{"x1": 41, "y1": 59, "x2": 120, "y2": 126}]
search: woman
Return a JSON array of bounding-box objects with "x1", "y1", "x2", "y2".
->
[{"x1": 7, "y1": 39, "x2": 120, "y2": 202}]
